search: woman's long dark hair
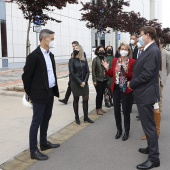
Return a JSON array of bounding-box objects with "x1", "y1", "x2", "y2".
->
[
  {"x1": 105, "y1": 45, "x2": 114, "y2": 56},
  {"x1": 95, "y1": 45, "x2": 105, "y2": 56}
]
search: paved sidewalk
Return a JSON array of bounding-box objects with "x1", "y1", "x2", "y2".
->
[
  {"x1": 27, "y1": 77, "x2": 170, "y2": 169},
  {"x1": 0, "y1": 62, "x2": 70, "y2": 88},
  {"x1": 2, "y1": 75, "x2": 169, "y2": 170},
  {"x1": 0, "y1": 60, "x2": 91, "y2": 96},
  {"x1": 0, "y1": 62, "x2": 170, "y2": 170},
  {"x1": 0, "y1": 73, "x2": 97, "y2": 168},
  {"x1": 0, "y1": 60, "x2": 94, "y2": 165}
]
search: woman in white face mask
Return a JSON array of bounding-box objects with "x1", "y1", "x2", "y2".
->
[{"x1": 101, "y1": 43, "x2": 136, "y2": 141}]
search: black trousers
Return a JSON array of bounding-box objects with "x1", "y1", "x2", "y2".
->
[
  {"x1": 64, "y1": 84, "x2": 71, "y2": 101},
  {"x1": 94, "y1": 80, "x2": 107, "y2": 109},
  {"x1": 112, "y1": 84, "x2": 133, "y2": 132},
  {"x1": 137, "y1": 103, "x2": 159, "y2": 162},
  {"x1": 29, "y1": 93, "x2": 54, "y2": 153}
]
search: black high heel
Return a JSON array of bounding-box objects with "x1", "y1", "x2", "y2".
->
[
  {"x1": 84, "y1": 118, "x2": 94, "y2": 123},
  {"x1": 115, "y1": 130, "x2": 122, "y2": 139},
  {"x1": 75, "y1": 117, "x2": 80, "y2": 125},
  {"x1": 122, "y1": 132, "x2": 129, "y2": 141}
]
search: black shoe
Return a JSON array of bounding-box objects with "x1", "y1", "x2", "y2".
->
[
  {"x1": 138, "y1": 147, "x2": 149, "y2": 154},
  {"x1": 84, "y1": 118, "x2": 94, "y2": 123},
  {"x1": 122, "y1": 132, "x2": 129, "y2": 141},
  {"x1": 31, "y1": 150, "x2": 48, "y2": 160},
  {"x1": 137, "y1": 159, "x2": 160, "y2": 169},
  {"x1": 136, "y1": 115, "x2": 140, "y2": 119},
  {"x1": 115, "y1": 130, "x2": 122, "y2": 139},
  {"x1": 58, "y1": 99, "x2": 67, "y2": 104},
  {"x1": 75, "y1": 117, "x2": 81, "y2": 125},
  {"x1": 105, "y1": 102, "x2": 111, "y2": 108},
  {"x1": 40, "y1": 141, "x2": 60, "y2": 151}
]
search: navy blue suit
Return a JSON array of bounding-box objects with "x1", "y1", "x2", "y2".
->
[{"x1": 130, "y1": 42, "x2": 161, "y2": 162}]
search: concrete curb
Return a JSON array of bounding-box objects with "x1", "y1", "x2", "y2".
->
[{"x1": 0, "y1": 110, "x2": 101, "y2": 170}]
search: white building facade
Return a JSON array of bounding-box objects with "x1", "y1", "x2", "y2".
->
[
  {"x1": 91, "y1": 0, "x2": 162, "y2": 53},
  {"x1": 0, "y1": 0, "x2": 92, "y2": 68},
  {"x1": 0, "y1": 0, "x2": 162, "y2": 68}
]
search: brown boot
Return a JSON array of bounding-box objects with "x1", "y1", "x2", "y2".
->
[
  {"x1": 140, "y1": 135, "x2": 146, "y2": 140},
  {"x1": 100, "y1": 108, "x2": 106, "y2": 113},
  {"x1": 96, "y1": 109, "x2": 103, "y2": 115},
  {"x1": 154, "y1": 109, "x2": 161, "y2": 137}
]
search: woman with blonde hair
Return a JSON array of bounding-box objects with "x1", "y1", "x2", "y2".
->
[
  {"x1": 69, "y1": 45, "x2": 94, "y2": 125},
  {"x1": 102, "y1": 43, "x2": 135, "y2": 141}
]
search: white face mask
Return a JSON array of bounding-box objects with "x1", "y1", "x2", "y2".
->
[
  {"x1": 139, "y1": 37, "x2": 145, "y2": 46},
  {"x1": 49, "y1": 40, "x2": 56, "y2": 48},
  {"x1": 120, "y1": 50, "x2": 128, "y2": 57},
  {"x1": 130, "y1": 39, "x2": 135, "y2": 45}
]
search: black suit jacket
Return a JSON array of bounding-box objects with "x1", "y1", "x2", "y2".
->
[
  {"x1": 22, "y1": 46, "x2": 59, "y2": 103},
  {"x1": 130, "y1": 44, "x2": 138, "y2": 60},
  {"x1": 130, "y1": 42, "x2": 161, "y2": 104}
]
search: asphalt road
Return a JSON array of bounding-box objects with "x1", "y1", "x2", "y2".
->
[{"x1": 28, "y1": 76, "x2": 170, "y2": 170}]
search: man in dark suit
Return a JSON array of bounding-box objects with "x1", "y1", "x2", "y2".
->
[
  {"x1": 130, "y1": 34, "x2": 139, "y2": 60},
  {"x1": 128, "y1": 26, "x2": 161, "y2": 169},
  {"x1": 22, "y1": 29, "x2": 60, "y2": 160}
]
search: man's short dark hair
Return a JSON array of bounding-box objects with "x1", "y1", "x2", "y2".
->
[
  {"x1": 72, "y1": 41, "x2": 79, "y2": 45},
  {"x1": 131, "y1": 33, "x2": 138, "y2": 38},
  {"x1": 139, "y1": 26, "x2": 157, "y2": 40},
  {"x1": 39, "y1": 29, "x2": 55, "y2": 41}
]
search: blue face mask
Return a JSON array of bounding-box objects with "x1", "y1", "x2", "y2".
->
[{"x1": 139, "y1": 37, "x2": 145, "y2": 46}]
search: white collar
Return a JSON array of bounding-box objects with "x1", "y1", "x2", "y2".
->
[
  {"x1": 144, "y1": 41, "x2": 154, "y2": 51},
  {"x1": 40, "y1": 46, "x2": 50, "y2": 54}
]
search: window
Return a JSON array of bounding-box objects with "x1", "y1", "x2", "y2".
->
[{"x1": 1, "y1": 20, "x2": 8, "y2": 57}]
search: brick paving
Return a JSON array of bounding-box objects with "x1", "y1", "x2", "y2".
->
[{"x1": 0, "y1": 65, "x2": 69, "y2": 88}]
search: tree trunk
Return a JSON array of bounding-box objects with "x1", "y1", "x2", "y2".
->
[{"x1": 26, "y1": 18, "x2": 31, "y2": 57}]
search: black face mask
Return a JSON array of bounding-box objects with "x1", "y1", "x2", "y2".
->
[
  {"x1": 98, "y1": 51, "x2": 105, "y2": 56},
  {"x1": 107, "y1": 49, "x2": 113, "y2": 55},
  {"x1": 73, "y1": 50, "x2": 79, "y2": 57}
]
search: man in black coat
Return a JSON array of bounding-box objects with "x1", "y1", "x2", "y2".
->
[
  {"x1": 128, "y1": 26, "x2": 161, "y2": 169},
  {"x1": 22, "y1": 29, "x2": 60, "y2": 160}
]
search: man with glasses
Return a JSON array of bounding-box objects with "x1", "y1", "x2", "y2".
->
[{"x1": 128, "y1": 26, "x2": 161, "y2": 169}]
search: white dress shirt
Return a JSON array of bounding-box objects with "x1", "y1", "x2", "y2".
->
[{"x1": 40, "y1": 47, "x2": 56, "y2": 88}]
